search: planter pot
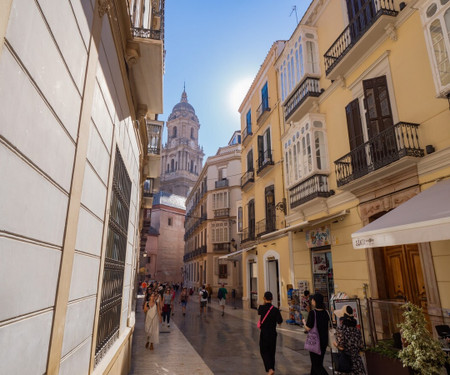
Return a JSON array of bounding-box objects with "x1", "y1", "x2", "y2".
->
[{"x1": 365, "y1": 351, "x2": 412, "y2": 375}]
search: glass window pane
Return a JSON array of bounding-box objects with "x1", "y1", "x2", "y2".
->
[{"x1": 430, "y1": 19, "x2": 450, "y2": 85}]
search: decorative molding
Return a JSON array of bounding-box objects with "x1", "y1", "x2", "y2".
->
[
  {"x1": 98, "y1": 0, "x2": 112, "y2": 18},
  {"x1": 126, "y1": 42, "x2": 140, "y2": 66},
  {"x1": 385, "y1": 23, "x2": 397, "y2": 41},
  {"x1": 417, "y1": 147, "x2": 450, "y2": 176}
]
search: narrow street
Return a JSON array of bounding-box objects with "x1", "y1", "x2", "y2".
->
[{"x1": 130, "y1": 295, "x2": 332, "y2": 375}]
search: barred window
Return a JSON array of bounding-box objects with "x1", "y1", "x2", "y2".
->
[
  {"x1": 95, "y1": 149, "x2": 131, "y2": 366},
  {"x1": 219, "y1": 264, "x2": 228, "y2": 279}
]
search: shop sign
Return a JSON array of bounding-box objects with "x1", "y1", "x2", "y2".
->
[
  {"x1": 312, "y1": 253, "x2": 328, "y2": 274},
  {"x1": 306, "y1": 225, "x2": 330, "y2": 248}
]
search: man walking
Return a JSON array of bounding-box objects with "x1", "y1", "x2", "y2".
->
[
  {"x1": 199, "y1": 285, "x2": 208, "y2": 317},
  {"x1": 217, "y1": 283, "x2": 228, "y2": 317}
]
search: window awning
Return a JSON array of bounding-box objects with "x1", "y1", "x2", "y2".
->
[
  {"x1": 218, "y1": 245, "x2": 257, "y2": 260},
  {"x1": 352, "y1": 179, "x2": 450, "y2": 249}
]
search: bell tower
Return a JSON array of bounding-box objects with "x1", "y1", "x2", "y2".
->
[{"x1": 160, "y1": 88, "x2": 204, "y2": 197}]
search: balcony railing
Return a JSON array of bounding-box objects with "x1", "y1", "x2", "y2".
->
[
  {"x1": 289, "y1": 174, "x2": 332, "y2": 209},
  {"x1": 324, "y1": 0, "x2": 397, "y2": 76},
  {"x1": 257, "y1": 150, "x2": 274, "y2": 174},
  {"x1": 214, "y1": 208, "x2": 230, "y2": 218},
  {"x1": 334, "y1": 122, "x2": 424, "y2": 187},
  {"x1": 130, "y1": 0, "x2": 165, "y2": 42},
  {"x1": 213, "y1": 243, "x2": 231, "y2": 252},
  {"x1": 215, "y1": 179, "x2": 229, "y2": 188},
  {"x1": 148, "y1": 145, "x2": 160, "y2": 155},
  {"x1": 183, "y1": 245, "x2": 207, "y2": 262},
  {"x1": 256, "y1": 98, "x2": 270, "y2": 123},
  {"x1": 184, "y1": 214, "x2": 207, "y2": 240},
  {"x1": 284, "y1": 77, "x2": 321, "y2": 121},
  {"x1": 241, "y1": 170, "x2": 255, "y2": 188},
  {"x1": 242, "y1": 125, "x2": 252, "y2": 140},
  {"x1": 241, "y1": 226, "x2": 255, "y2": 243},
  {"x1": 256, "y1": 218, "x2": 276, "y2": 237}
]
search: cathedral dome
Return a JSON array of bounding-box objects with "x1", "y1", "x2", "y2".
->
[{"x1": 168, "y1": 89, "x2": 199, "y2": 122}]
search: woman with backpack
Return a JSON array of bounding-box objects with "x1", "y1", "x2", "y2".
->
[
  {"x1": 258, "y1": 291, "x2": 283, "y2": 375},
  {"x1": 199, "y1": 285, "x2": 208, "y2": 316}
]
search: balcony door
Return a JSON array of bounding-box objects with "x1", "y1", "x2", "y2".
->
[
  {"x1": 346, "y1": 0, "x2": 377, "y2": 41},
  {"x1": 265, "y1": 186, "x2": 276, "y2": 232},
  {"x1": 363, "y1": 75, "x2": 397, "y2": 169},
  {"x1": 248, "y1": 199, "x2": 255, "y2": 239},
  {"x1": 345, "y1": 99, "x2": 367, "y2": 177}
]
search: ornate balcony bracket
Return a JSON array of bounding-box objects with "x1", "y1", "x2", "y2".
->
[
  {"x1": 98, "y1": 0, "x2": 112, "y2": 18},
  {"x1": 126, "y1": 42, "x2": 140, "y2": 66}
]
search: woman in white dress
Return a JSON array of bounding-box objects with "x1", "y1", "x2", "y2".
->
[{"x1": 144, "y1": 292, "x2": 161, "y2": 350}]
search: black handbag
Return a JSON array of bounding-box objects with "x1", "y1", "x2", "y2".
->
[{"x1": 333, "y1": 350, "x2": 352, "y2": 373}]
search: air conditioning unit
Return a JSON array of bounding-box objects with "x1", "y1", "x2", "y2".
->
[{"x1": 152, "y1": 16, "x2": 160, "y2": 30}]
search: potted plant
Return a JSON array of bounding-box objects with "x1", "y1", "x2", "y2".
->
[
  {"x1": 365, "y1": 339, "x2": 411, "y2": 375},
  {"x1": 398, "y1": 302, "x2": 448, "y2": 375}
]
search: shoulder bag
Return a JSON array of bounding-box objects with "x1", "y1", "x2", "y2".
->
[
  {"x1": 304, "y1": 310, "x2": 322, "y2": 355},
  {"x1": 334, "y1": 350, "x2": 352, "y2": 373},
  {"x1": 257, "y1": 305, "x2": 274, "y2": 329}
]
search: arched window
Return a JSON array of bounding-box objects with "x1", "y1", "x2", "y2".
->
[
  {"x1": 171, "y1": 159, "x2": 175, "y2": 172},
  {"x1": 173, "y1": 126, "x2": 177, "y2": 137},
  {"x1": 190, "y1": 128, "x2": 194, "y2": 139}
]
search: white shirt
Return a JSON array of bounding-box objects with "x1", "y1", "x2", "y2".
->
[{"x1": 199, "y1": 290, "x2": 208, "y2": 302}]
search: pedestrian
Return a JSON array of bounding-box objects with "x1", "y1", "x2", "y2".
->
[
  {"x1": 300, "y1": 290, "x2": 311, "y2": 329},
  {"x1": 179, "y1": 287, "x2": 189, "y2": 316},
  {"x1": 258, "y1": 291, "x2": 283, "y2": 375},
  {"x1": 199, "y1": 285, "x2": 208, "y2": 316},
  {"x1": 171, "y1": 285, "x2": 176, "y2": 316},
  {"x1": 217, "y1": 283, "x2": 228, "y2": 316},
  {"x1": 162, "y1": 287, "x2": 173, "y2": 327},
  {"x1": 303, "y1": 293, "x2": 331, "y2": 375},
  {"x1": 206, "y1": 283, "x2": 213, "y2": 311},
  {"x1": 144, "y1": 292, "x2": 161, "y2": 350},
  {"x1": 333, "y1": 305, "x2": 365, "y2": 375}
]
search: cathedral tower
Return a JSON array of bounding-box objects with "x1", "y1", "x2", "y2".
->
[{"x1": 160, "y1": 89, "x2": 204, "y2": 197}]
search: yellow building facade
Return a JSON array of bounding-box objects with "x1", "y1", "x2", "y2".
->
[
  {"x1": 238, "y1": 0, "x2": 450, "y2": 335},
  {"x1": 238, "y1": 41, "x2": 294, "y2": 313},
  {"x1": 273, "y1": 0, "x2": 450, "y2": 338}
]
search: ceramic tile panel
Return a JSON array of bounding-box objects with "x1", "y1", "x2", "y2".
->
[
  {"x1": 6, "y1": 0, "x2": 82, "y2": 139},
  {"x1": 91, "y1": 82, "x2": 114, "y2": 152},
  {"x1": 0, "y1": 144, "x2": 68, "y2": 246},
  {"x1": 0, "y1": 311, "x2": 53, "y2": 374},
  {"x1": 0, "y1": 237, "x2": 61, "y2": 321},
  {"x1": 0, "y1": 48, "x2": 76, "y2": 193}
]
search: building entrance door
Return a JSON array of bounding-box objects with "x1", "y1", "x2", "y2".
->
[
  {"x1": 267, "y1": 259, "x2": 280, "y2": 308},
  {"x1": 383, "y1": 244, "x2": 427, "y2": 309}
]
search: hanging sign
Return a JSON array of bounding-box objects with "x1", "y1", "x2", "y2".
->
[{"x1": 306, "y1": 225, "x2": 330, "y2": 248}]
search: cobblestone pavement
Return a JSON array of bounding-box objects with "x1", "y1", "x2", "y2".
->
[{"x1": 130, "y1": 294, "x2": 332, "y2": 375}]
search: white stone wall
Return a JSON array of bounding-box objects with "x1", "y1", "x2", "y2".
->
[{"x1": 0, "y1": 0, "x2": 141, "y2": 373}]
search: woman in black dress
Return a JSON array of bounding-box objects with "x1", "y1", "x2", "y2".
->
[
  {"x1": 303, "y1": 293, "x2": 330, "y2": 375},
  {"x1": 258, "y1": 291, "x2": 283, "y2": 375}
]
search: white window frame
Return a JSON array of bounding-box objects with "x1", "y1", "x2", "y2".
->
[
  {"x1": 282, "y1": 114, "x2": 329, "y2": 190},
  {"x1": 211, "y1": 221, "x2": 230, "y2": 243},
  {"x1": 418, "y1": 0, "x2": 450, "y2": 97},
  {"x1": 212, "y1": 191, "x2": 229, "y2": 210}
]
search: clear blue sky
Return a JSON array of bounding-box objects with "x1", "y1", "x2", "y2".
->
[{"x1": 160, "y1": 1, "x2": 311, "y2": 158}]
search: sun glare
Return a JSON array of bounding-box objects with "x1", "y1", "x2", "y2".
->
[{"x1": 228, "y1": 77, "x2": 253, "y2": 114}]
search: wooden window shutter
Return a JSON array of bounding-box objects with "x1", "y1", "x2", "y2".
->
[{"x1": 345, "y1": 99, "x2": 364, "y2": 150}]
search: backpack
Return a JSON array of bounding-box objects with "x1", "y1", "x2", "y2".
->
[
  {"x1": 202, "y1": 290, "x2": 208, "y2": 299},
  {"x1": 218, "y1": 288, "x2": 223, "y2": 299}
]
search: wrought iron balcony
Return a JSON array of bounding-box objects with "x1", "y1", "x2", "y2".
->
[
  {"x1": 324, "y1": 0, "x2": 398, "y2": 78},
  {"x1": 148, "y1": 145, "x2": 160, "y2": 155},
  {"x1": 214, "y1": 208, "x2": 230, "y2": 218},
  {"x1": 256, "y1": 218, "x2": 276, "y2": 237},
  {"x1": 213, "y1": 243, "x2": 231, "y2": 252},
  {"x1": 284, "y1": 77, "x2": 321, "y2": 121},
  {"x1": 334, "y1": 122, "x2": 424, "y2": 187},
  {"x1": 241, "y1": 226, "x2": 255, "y2": 243},
  {"x1": 130, "y1": 0, "x2": 165, "y2": 42},
  {"x1": 242, "y1": 125, "x2": 252, "y2": 141},
  {"x1": 257, "y1": 98, "x2": 270, "y2": 123},
  {"x1": 215, "y1": 179, "x2": 229, "y2": 188},
  {"x1": 257, "y1": 150, "x2": 274, "y2": 174},
  {"x1": 289, "y1": 174, "x2": 332, "y2": 209},
  {"x1": 241, "y1": 170, "x2": 255, "y2": 188}
]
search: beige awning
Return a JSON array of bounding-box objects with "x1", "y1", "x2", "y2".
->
[
  {"x1": 218, "y1": 245, "x2": 257, "y2": 260},
  {"x1": 352, "y1": 179, "x2": 450, "y2": 249}
]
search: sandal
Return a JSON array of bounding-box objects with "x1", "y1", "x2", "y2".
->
[{"x1": 145, "y1": 341, "x2": 149, "y2": 349}]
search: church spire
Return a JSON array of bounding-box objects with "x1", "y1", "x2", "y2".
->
[{"x1": 181, "y1": 83, "x2": 188, "y2": 103}]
